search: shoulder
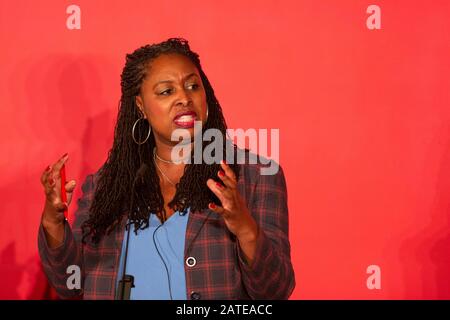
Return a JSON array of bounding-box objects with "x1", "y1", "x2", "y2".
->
[
  {"x1": 236, "y1": 148, "x2": 285, "y2": 179},
  {"x1": 235, "y1": 148, "x2": 286, "y2": 188},
  {"x1": 235, "y1": 149, "x2": 288, "y2": 211}
]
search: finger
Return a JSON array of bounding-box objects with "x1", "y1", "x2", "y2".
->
[
  {"x1": 220, "y1": 160, "x2": 237, "y2": 183},
  {"x1": 44, "y1": 172, "x2": 57, "y2": 198},
  {"x1": 208, "y1": 202, "x2": 225, "y2": 215},
  {"x1": 40, "y1": 165, "x2": 52, "y2": 186},
  {"x1": 51, "y1": 153, "x2": 69, "y2": 176},
  {"x1": 217, "y1": 169, "x2": 237, "y2": 190},
  {"x1": 67, "y1": 193, "x2": 74, "y2": 205},
  {"x1": 206, "y1": 179, "x2": 228, "y2": 204},
  {"x1": 65, "y1": 180, "x2": 76, "y2": 205},
  {"x1": 65, "y1": 180, "x2": 76, "y2": 193}
]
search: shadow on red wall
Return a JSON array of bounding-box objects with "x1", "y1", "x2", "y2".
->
[
  {"x1": 1, "y1": 53, "x2": 115, "y2": 299},
  {"x1": 399, "y1": 125, "x2": 450, "y2": 298}
]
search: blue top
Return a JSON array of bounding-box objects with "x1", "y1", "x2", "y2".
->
[{"x1": 116, "y1": 209, "x2": 190, "y2": 300}]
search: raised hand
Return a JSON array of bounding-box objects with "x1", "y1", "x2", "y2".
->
[
  {"x1": 40, "y1": 153, "x2": 76, "y2": 247},
  {"x1": 206, "y1": 161, "x2": 259, "y2": 265}
]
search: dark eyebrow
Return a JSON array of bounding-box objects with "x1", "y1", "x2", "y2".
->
[{"x1": 153, "y1": 73, "x2": 198, "y2": 89}]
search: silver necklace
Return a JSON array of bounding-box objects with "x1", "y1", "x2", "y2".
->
[
  {"x1": 154, "y1": 149, "x2": 190, "y2": 164},
  {"x1": 153, "y1": 148, "x2": 176, "y2": 187}
]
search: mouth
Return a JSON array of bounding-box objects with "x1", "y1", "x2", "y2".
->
[{"x1": 173, "y1": 110, "x2": 197, "y2": 128}]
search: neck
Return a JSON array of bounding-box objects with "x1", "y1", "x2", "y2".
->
[{"x1": 153, "y1": 141, "x2": 188, "y2": 190}]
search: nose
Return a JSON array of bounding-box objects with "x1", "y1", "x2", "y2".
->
[{"x1": 175, "y1": 88, "x2": 192, "y2": 107}]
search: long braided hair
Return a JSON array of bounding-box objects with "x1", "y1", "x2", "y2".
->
[{"x1": 81, "y1": 38, "x2": 240, "y2": 244}]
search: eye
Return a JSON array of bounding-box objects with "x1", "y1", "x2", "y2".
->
[
  {"x1": 159, "y1": 88, "x2": 172, "y2": 96},
  {"x1": 187, "y1": 83, "x2": 199, "y2": 90}
]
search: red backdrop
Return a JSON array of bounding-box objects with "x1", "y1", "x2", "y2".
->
[{"x1": 0, "y1": 0, "x2": 449, "y2": 299}]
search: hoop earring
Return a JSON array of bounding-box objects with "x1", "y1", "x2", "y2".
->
[
  {"x1": 206, "y1": 106, "x2": 209, "y2": 121},
  {"x1": 132, "y1": 117, "x2": 151, "y2": 145}
]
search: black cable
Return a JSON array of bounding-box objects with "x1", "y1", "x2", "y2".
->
[{"x1": 153, "y1": 222, "x2": 173, "y2": 300}]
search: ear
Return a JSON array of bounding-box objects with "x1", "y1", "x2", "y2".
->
[{"x1": 135, "y1": 95, "x2": 146, "y2": 118}]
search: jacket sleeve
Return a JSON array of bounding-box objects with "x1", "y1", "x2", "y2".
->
[
  {"x1": 37, "y1": 174, "x2": 95, "y2": 299},
  {"x1": 237, "y1": 164, "x2": 295, "y2": 299}
]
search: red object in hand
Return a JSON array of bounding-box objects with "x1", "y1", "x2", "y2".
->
[{"x1": 60, "y1": 164, "x2": 68, "y2": 219}]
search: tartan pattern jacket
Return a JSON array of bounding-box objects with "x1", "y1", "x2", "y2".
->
[{"x1": 38, "y1": 161, "x2": 295, "y2": 300}]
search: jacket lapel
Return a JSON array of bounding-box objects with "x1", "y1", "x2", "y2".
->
[{"x1": 185, "y1": 208, "x2": 213, "y2": 254}]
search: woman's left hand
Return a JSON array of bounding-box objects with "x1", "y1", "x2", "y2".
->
[{"x1": 206, "y1": 161, "x2": 258, "y2": 243}]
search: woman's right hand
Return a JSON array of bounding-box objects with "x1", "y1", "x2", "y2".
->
[{"x1": 40, "y1": 153, "x2": 76, "y2": 246}]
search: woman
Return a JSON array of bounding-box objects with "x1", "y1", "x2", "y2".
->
[{"x1": 38, "y1": 38, "x2": 295, "y2": 300}]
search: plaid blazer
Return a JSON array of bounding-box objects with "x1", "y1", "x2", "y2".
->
[{"x1": 38, "y1": 161, "x2": 295, "y2": 300}]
